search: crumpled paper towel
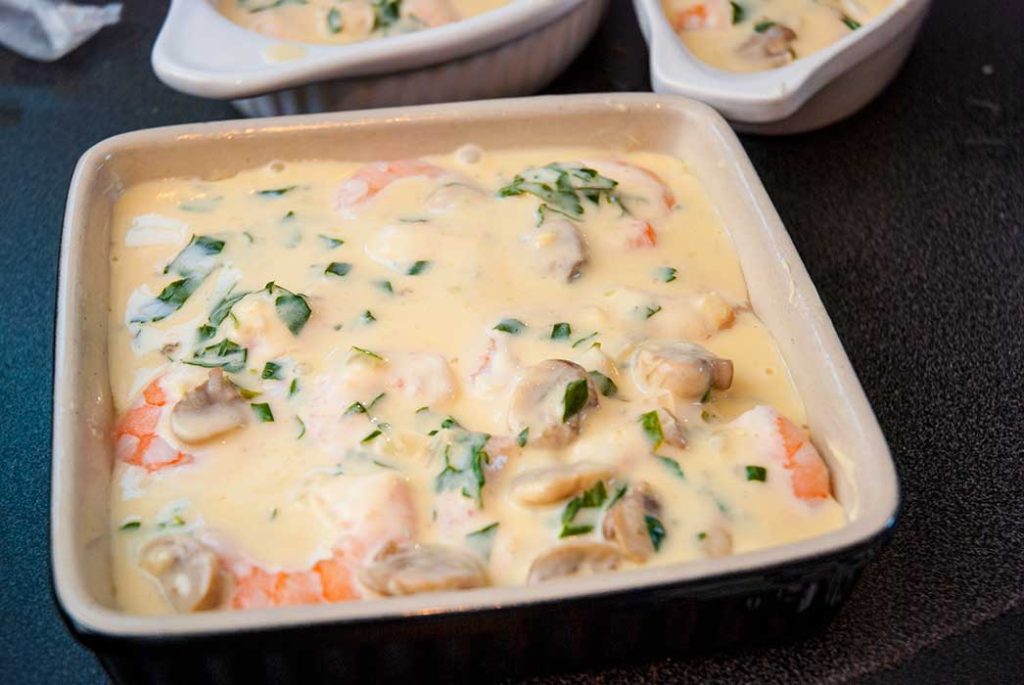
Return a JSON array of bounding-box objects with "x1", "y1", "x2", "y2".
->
[{"x1": 0, "y1": 0, "x2": 121, "y2": 62}]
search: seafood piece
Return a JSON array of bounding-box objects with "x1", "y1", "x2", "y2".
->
[
  {"x1": 666, "y1": 1, "x2": 732, "y2": 30},
  {"x1": 334, "y1": 159, "x2": 448, "y2": 212},
  {"x1": 114, "y1": 377, "x2": 192, "y2": 472},
  {"x1": 729, "y1": 406, "x2": 831, "y2": 501},
  {"x1": 737, "y1": 24, "x2": 798, "y2": 67},
  {"x1": 523, "y1": 218, "x2": 588, "y2": 282}
]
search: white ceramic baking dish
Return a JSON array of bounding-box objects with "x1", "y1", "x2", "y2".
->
[
  {"x1": 632, "y1": 0, "x2": 932, "y2": 133},
  {"x1": 54, "y1": 93, "x2": 898, "y2": 683},
  {"x1": 151, "y1": 0, "x2": 607, "y2": 116}
]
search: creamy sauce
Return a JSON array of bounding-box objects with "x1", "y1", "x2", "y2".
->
[
  {"x1": 662, "y1": 0, "x2": 893, "y2": 72},
  {"x1": 108, "y1": 147, "x2": 845, "y2": 615},
  {"x1": 218, "y1": 0, "x2": 508, "y2": 46}
]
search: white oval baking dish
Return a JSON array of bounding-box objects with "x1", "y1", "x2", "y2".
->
[
  {"x1": 151, "y1": 0, "x2": 608, "y2": 116},
  {"x1": 54, "y1": 94, "x2": 898, "y2": 682},
  {"x1": 632, "y1": 0, "x2": 932, "y2": 133}
]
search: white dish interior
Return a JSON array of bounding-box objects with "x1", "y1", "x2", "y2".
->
[
  {"x1": 54, "y1": 93, "x2": 898, "y2": 638},
  {"x1": 153, "y1": 0, "x2": 592, "y2": 99},
  {"x1": 632, "y1": 0, "x2": 931, "y2": 132}
]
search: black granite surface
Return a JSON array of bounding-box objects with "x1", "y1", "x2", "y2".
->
[{"x1": 1, "y1": 1, "x2": 1021, "y2": 683}]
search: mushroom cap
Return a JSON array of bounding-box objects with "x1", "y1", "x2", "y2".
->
[
  {"x1": 169, "y1": 368, "x2": 249, "y2": 443},
  {"x1": 139, "y1": 535, "x2": 223, "y2": 613},
  {"x1": 510, "y1": 461, "x2": 615, "y2": 506},
  {"x1": 525, "y1": 218, "x2": 588, "y2": 282},
  {"x1": 527, "y1": 542, "x2": 622, "y2": 584},
  {"x1": 359, "y1": 542, "x2": 488, "y2": 596},
  {"x1": 508, "y1": 359, "x2": 599, "y2": 448},
  {"x1": 602, "y1": 481, "x2": 661, "y2": 562},
  {"x1": 632, "y1": 341, "x2": 733, "y2": 402}
]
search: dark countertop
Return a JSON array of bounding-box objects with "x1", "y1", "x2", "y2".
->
[{"x1": 1, "y1": 1, "x2": 1021, "y2": 683}]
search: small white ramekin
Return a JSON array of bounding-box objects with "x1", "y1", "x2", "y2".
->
[
  {"x1": 632, "y1": 0, "x2": 931, "y2": 133},
  {"x1": 152, "y1": 0, "x2": 608, "y2": 116}
]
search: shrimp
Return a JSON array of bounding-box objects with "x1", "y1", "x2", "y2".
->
[
  {"x1": 667, "y1": 1, "x2": 731, "y2": 31},
  {"x1": 234, "y1": 472, "x2": 416, "y2": 608},
  {"x1": 114, "y1": 378, "x2": 192, "y2": 472},
  {"x1": 729, "y1": 406, "x2": 831, "y2": 501},
  {"x1": 582, "y1": 159, "x2": 676, "y2": 216},
  {"x1": 334, "y1": 159, "x2": 447, "y2": 212}
]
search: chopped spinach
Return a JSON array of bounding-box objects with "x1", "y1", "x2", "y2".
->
[
  {"x1": 645, "y1": 515, "x2": 666, "y2": 551},
  {"x1": 498, "y1": 163, "x2": 620, "y2": 222},
  {"x1": 562, "y1": 379, "x2": 590, "y2": 422},
  {"x1": 185, "y1": 339, "x2": 247, "y2": 373},
  {"x1": 588, "y1": 370, "x2": 618, "y2": 397},
  {"x1": 325, "y1": 262, "x2": 352, "y2": 277},
  {"x1": 746, "y1": 465, "x2": 767, "y2": 482},
  {"x1": 252, "y1": 402, "x2": 274, "y2": 422},
  {"x1": 656, "y1": 455, "x2": 685, "y2": 480},
  {"x1": 493, "y1": 318, "x2": 526, "y2": 335},
  {"x1": 639, "y1": 410, "x2": 664, "y2": 449},
  {"x1": 550, "y1": 322, "x2": 572, "y2": 340},
  {"x1": 261, "y1": 361, "x2": 284, "y2": 380}
]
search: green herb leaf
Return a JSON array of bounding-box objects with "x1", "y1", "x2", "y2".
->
[
  {"x1": 289, "y1": 378, "x2": 299, "y2": 397},
  {"x1": 571, "y1": 331, "x2": 598, "y2": 349},
  {"x1": 282, "y1": 210, "x2": 295, "y2": 222},
  {"x1": 639, "y1": 410, "x2": 664, "y2": 449},
  {"x1": 360, "y1": 310, "x2": 376, "y2": 324},
  {"x1": 208, "y1": 289, "x2": 250, "y2": 326},
  {"x1": 257, "y1": 185, "x2": 297, "y2": 197},
  {"x1": 730, "y1": 1, "x2": 745, "y2": 24},
  {"x1": 178, "y1": 196, "x2": 222, "y2": 213},
  {"x1": 746, "y1": 465, "x2": 767, "y2": 482},
  {"x1": 562, "y1": 379, "x2": 590, "y2": 422},
  {"x1": 361, "y1": 428, "x2": 383, "y2": 444},
  {"x1": 842, "y1": 15, "x2": 861, "y2": 30},
  {"x1": 186, "y1": 339, "x2": 247, "y2": 373},
  {"x1": 559, "y1": 524, "x2": 594, "y2": 538},
  {"x1": 252, "y1": 402, "x2": 274, "y2": 422},
  {"x1": 326, "y1": 6, "x2": 342, "y2": 32},
  {"x1": 645, "y1": 515, "x2": 666, "y2": 551},
  {"x1": 466, "y1": 522, "x2": 499, "y2": 560},
  {"x1": 325, "y1": 262, "x2": 352, "y2": 278},
  {"x1": 350, "y1": 346, "x2": 385, "y2": 362},
  {"x1": 318, "y1": 234, "x2": 344, "y2": 248},
  {"x1": 372, "y1": 0, "x2": 401, "y2": 30},
  {"x1": 261, "y1": 361, "x2": 283, "y2": 380},
  {"x1": 587, "y1": 370, "x2": 618, "y2": 397},
  {"x1": 406, "y1": 260, "x2": 430, "y2": 276},
  {"x1": 701, "y1": 388, "x2": 712, "y2": 403},
  {"x1": 498, "y1": 163, "x2": 620, "y2": 222},
  {"x1": 434, "y1": 430, "x2": 490, "y2": 507},
  {"x1": 607, "y1": 484, "x2": 628, "y2": 509},
  {"x1": 551, "y1": 322, "x2": 572, "y2": 340},
  {"x1": 296, "y1": 417, "x2": 306, "y2": 439},
  {"x1": 493, "y1": 318, "x2": 526, "y2": 335},
  {"x1": 658, "y1": 266, "x2": 678, "y2": 283},
  {"x1": 754, "y1": 19, "x2": 776, "y2": 33},
  {"x1": 368, "y1": 392, "x2": 386, "y2": 410},
  {"x1": 274, "y1": 291, "x2": 312, "y2": 335},
  {"x1": 645, "y1": 304, "x2": 663, "y2": 319},
  {"x1": 516, "y1": 427, "x2": 529, "y2": 448},
  {"x1": 345, "y1": 402, "x2": 367, "y2": 416},
  {"x1": 196, "y1": 324, "x2": 217, "y2": 342},
  {"x1": 119, "y1": 520, "x2": 142, "y2": 531},
  {"x1": 656, "y1": 455, "x2": 685, "y2": 480},
  {"x1": 440, "y1": 416, "x2": 461, "y2": 430},
  {"x1": 376, "y1": 279, "x2": 394, "y2": 294}
]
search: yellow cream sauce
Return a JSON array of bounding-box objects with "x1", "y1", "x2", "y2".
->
[
  {"x1": 108, "y1": 146, "x2": 845, "y2": 615},
  {"x1": 218, "y1": 0, "x2": 508, "y2": 45},
  {"x1": 662, "y1": 0, "x2": 893, "y2": 72}
]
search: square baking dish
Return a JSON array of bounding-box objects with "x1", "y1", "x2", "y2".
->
[
  {"x1": 152, "y1": 0, "x2": 608, "y2": 116},
  {"x1": 632, "y1": 0, "x2": 932, "y2": 133},
  {"x1": 54, "y1": 93, "x2": 898, "y2": 683}
]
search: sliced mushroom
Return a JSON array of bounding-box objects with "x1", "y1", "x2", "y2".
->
[
  {"x1": 602, "y1": 481, "x2": 662, "y2": 562},
  {"x1": 655, "y1": 406, "x2": 688, "y2": 449},
  {"x1": 169, "y1": 368, "x2": 250, "y2": 443},
  {"x1": 737, "y1": 24, "x2": 798, "y2": 67},
  {"x1": 632, "y1": 341, "x2": 733, "y2": 403},
  {"x1": 508, "y1": 359, "x2": 598, "y2": 448},
  {"x1": 527, "y1": 542, "x2": 622, "y2": 583},
  {"x1": 525, "y1": 218, "x2": 588, "y2": 282},
  {"x1": 510, "y1": 461, "x2": 615, "y2": 506},
  {"x1": 139, "y1": 535, "x2": 223, "y2": 613},
  {"x1": 699, "y1": 524, "x2": 733, "y2": 559},
  {"x1": 358, "y1": 542, "x2": 488, "y2": 596}
]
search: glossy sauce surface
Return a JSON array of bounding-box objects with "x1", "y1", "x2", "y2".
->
[
  {"x1": 108, "y1": 146, "x2": 845, "y2": 614},
  {"x1": 661, "y1": 0, "x2": 893, "y2": 71},
  {"x1": 218, "y1": 0, "x2": 508, "y2": 45}
]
